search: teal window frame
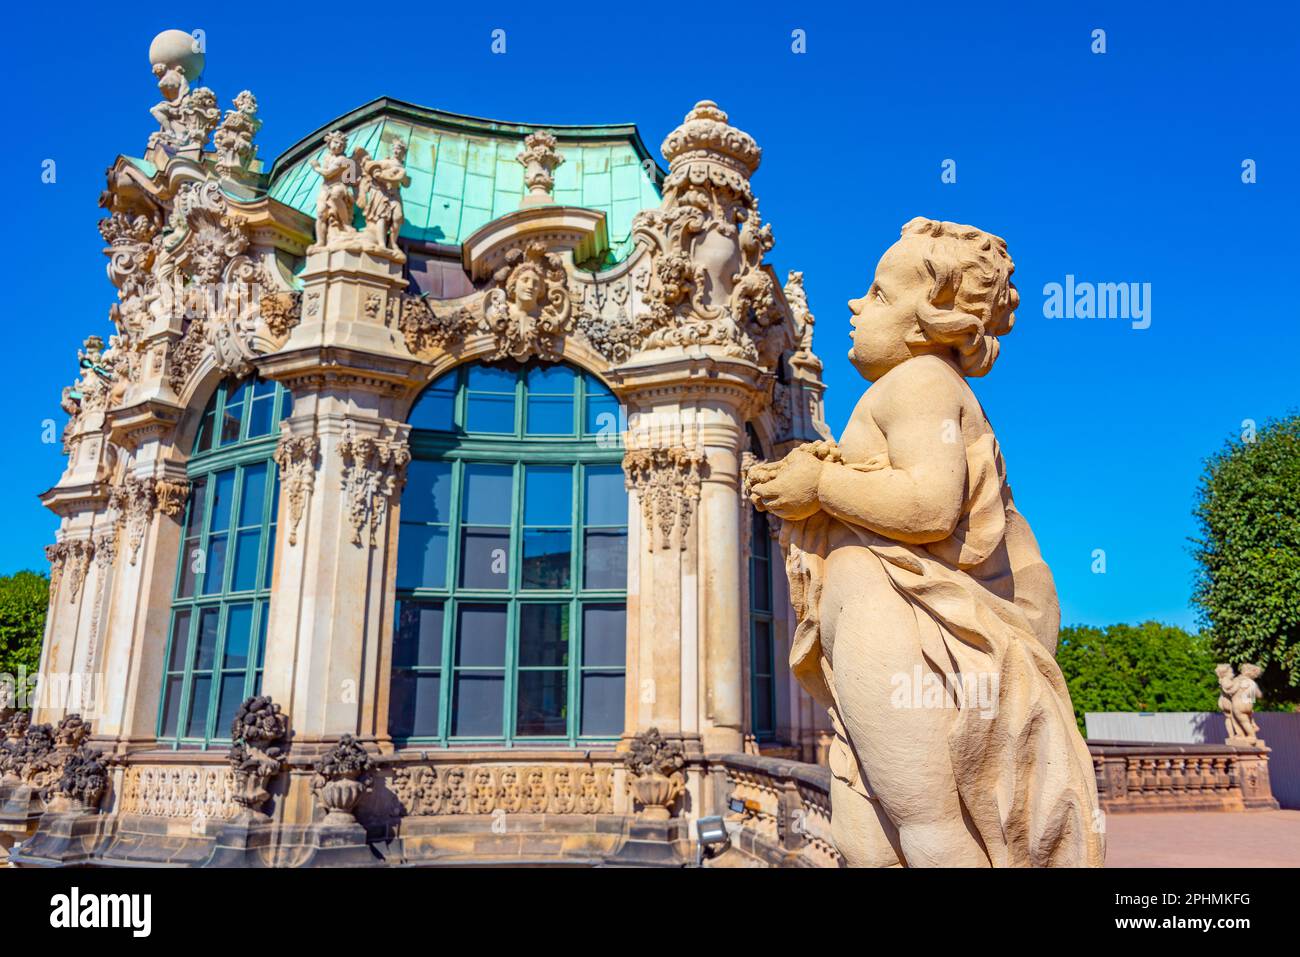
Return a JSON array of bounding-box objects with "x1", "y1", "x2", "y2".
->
[
  {"x1": 393, "y1": 361, "x2": 627, "y2": 747},
  {"x1": 156, "y1": 377, "x2": 291, "y2": 748}
]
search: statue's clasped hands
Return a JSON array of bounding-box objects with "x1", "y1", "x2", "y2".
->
[{"x1": 747, "y1": 440, "x2": 842, "y2": 521}]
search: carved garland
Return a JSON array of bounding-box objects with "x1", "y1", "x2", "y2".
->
[{"x1": 273, "y1": 432, "x2": 320, "y2": 547}]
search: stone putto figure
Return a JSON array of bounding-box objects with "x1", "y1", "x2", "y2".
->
[
  {"x1": 359, "y1": 140, "x2": 410, "y2": 252},
  {"x1": 146, "y1": 30, "x2": 219, "y2": 152},
  {"x1": 1217, "y1": 663, "x2": 1265, "y2": 746},
  {"x1": 308, "y1": 131, "x2": 365, "y2": 250},
  {"x1": 749, "y1": 218, "x2": 1104, "y2": 867}
]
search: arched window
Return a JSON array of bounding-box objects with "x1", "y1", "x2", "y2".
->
[
  {"x1": 157, "y1": 377, "x2": 292, "y2": 747},
  {"x1": 391, "y1": 361, "x2": 627, "y2": 745},
  {"x1": 747, "y1": 425, "x2": 776, "y2": 740}
]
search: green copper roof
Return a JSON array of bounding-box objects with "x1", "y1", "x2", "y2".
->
[{"x1": 267, "y1": 98, "x2": 664, "y2": 265}]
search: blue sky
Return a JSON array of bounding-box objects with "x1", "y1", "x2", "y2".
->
[{"x1": 4, "y1": 3, "x2": 1296, "y2": 631}]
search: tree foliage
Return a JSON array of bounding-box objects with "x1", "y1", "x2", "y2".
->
[
  {"x1": 0, "y1": 570, "x2": 48, "y2": 684},
  {"x1": 1056, "y1": 621, "x2": 1219, "y2": 734},
  {"x1": 1192, "y1": 414, "x2": 1300, "y2": 705}
]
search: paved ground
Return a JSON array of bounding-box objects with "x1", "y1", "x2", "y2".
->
[{"x1": 1104, "y1": 810, "x2": 1300, "y2": 867}]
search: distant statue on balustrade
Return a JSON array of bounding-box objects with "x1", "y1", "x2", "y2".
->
[
  {"x1": 749, "y1": 218, "x2": 1104, "y2": 868},
  {"x1": 1217, "y1": 663, "x2": 1265, "y2": 746}
]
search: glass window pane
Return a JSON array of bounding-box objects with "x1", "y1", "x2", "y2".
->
[
  {"x1": 451, "y1": 673, "x2": 503, "y2": 736},
  {"x1": 751, "y1": 560, "x2": 771, "y2": 612},
  {"x1": 580, "y1": 673, "x2": 624, "y2": 736},
  {"x1": 455, "y1": 604, "x2": 507, "y2": 667},
  {"x1": 211, "y1": 469, "x2": 236, "y2": 533},
  {"x1": 184, "y1": 477, "x2": 208, "y2": 538},
  {"x1": 395, "y1": 602, "x2": 444, "y2": 668},
  {"x1": 409, "y1": 382, "x2": 456, "y2": 431},
  {"x1": 462, "y1": 464, "x2": 513, "y2": 524},
  {"x1": 526, "y1": 364, "x2": 574, "y2": 394},
  {"x1": 186, "y1": 676, "x2": 212, "y2": 738},
  {"x1": 459, "y1": 528, "x2": 510, "y2": 588},
  {"x1": 526, "y1": 395, "x2": 573, "y2": 435},
  {"x1": 220, "y1": 382, "x2": 249, "y2": 445},
  {"x1": 216, "y1": 674, "x2": 246, "y2": 738},
  {"x1": 391, "y1": 672, "x2": 442, "y2": 738},
  {"x1": 238, "y1": 463, "x2": 267, "y2": 527},
  {"x1": 255, "y1": 605, "x2": 269, "y2": 672},
  {"x1": 223, "y1": 604, "x2": 253, "y2": 669},
  {"x1": 397, "y1": 525, "x2": 448, "y2": 590},
  {"x1": 193, "y1": 608, "x2": 220, "y2": 671},
  {"x1": 466, "y1": 365, "x2": 515, "y2": 392},
  {"x1": 466, "y1": 393, "x2": 515, "y2": 433},
  {"x1": 582, "y1": 604, "x2": 626, "y2": 668},
  {"x1": 752, "y1": 620, "x2": 773, "y2": 674},
  {"x1": 524, "y1": 466, "x2": 572, "y2": 526},
  {"x1": 160, "y1": 676, "x2": 184, "y2": 738},
  {"x1": 583, "y1": 529, "x2": 627, "y2": 590},
  {"x1": 522, "y1": 530, "x2": 571, "y2": 589},
  {"x1": 177, "y1": 539, "x2": 201, "y2": 598},
  {"x1": 231, "y1": 528, "x2": 261, "y2": 591},
  {"x1": 195, "y1": 409, "x2": 214, "y2": 454},
  {"x1": 583, "y1": 466, "x2": 626, "y2": 526},
  {"x1": 753, "y1": 676, "x2": 774, "y2": 734},
  {"x1": 519, "y1": 604, "x2": 569, "y2": 667},
  {"x1": 584, "y1": 395, "x2": 620, "y2": 437},
  {"x1": 167, "y1": 611, "x2": 192, "y2": 671},
  {"x1": 516, "y1": 670, "x2": 567, "y2": 736},
  {"x1": 403, "y1": 460, "x2": 453, "y2": 524},
  {"x1": 201, "y1": 534, "x2": 228, "y2": 595},
  {"x1": 280, "y1": 390, "x2": 294, "y2": 422},
  {"x1": 246, "y1": 394, "x2": 274, "y2": 438}
]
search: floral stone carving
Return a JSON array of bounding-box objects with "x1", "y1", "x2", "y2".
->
[
  {"x1": 338, "y1": 426, "x2": 410, "y2": 547},
  {"x1": 623, "y1": 728, "x2": 686, "y2": 820},
  {"x1": 311, "y1": 735, "x2": 375, "y2": 826},
  {"x1": 227, "y1": 695, "x2": 289, "y2": 817},
  {"x1": 213, "y1": 90, "x2": 261, "y2": 177},
  {"x1": 623, "y1": 446, "x2": 704, "y2": 551},
  {"x1": 273, "y1": 431, "x2": 320, "y2": 546}
]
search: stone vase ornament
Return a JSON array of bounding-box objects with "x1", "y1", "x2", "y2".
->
[
  {"x1": 44, "y1": 747, "x2": 109, "y2": 814},
  {"x1": 227, "y1": 695, "x2": 289, "y2": 818},
  {"x1": 624, "y1": 728, "x2": 686, "y2": 821},
  {"x1": 311, "y1": 735, "x2": 374, "y2": 826}
]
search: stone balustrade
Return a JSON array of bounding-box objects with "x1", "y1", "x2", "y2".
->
[{"x1": 1089, "y1": 740, "x2": 1279, "y2": 813}]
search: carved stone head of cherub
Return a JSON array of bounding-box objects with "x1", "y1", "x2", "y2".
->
[
  {"x1": 848, "y1": 217, "x2": 1019, "y2": 383},
  {"x1": 1240, "y1": 663, "x2": 1263, "y2": 681}
]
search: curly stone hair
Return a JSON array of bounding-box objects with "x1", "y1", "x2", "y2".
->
[{"x1": 899, "y1": 217, "x2": 1018, "y2": 377}]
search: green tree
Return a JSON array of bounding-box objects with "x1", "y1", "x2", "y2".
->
[
  {"x1": 0, "y1": 570, "x2": 49, "y2": 691},
  {"x1": 1056, "y1": 621, "x2": 1220, "y2": 734},
  {"x1": 1192, "y1": 414, "x2": 1300, "y2": 706}
]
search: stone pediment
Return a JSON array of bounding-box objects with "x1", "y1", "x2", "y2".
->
[{"x1": 461, "y1": 204, "x2": 608, "y2": 282}]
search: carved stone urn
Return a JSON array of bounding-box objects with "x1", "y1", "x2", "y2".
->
[
  {"x1": 624, "y1": 728, "x2": 687, "y2": 821},
  {"x1": 311, "y1": 734, "x2": 374, "y2": 826},
  {"x1": 227, "y1": 695, "x2": 289, "y2": 818}
]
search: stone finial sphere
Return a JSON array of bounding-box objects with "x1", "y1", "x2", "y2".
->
[{"x1": 149, "y1": 29, "x2": 205, "y2": 79}]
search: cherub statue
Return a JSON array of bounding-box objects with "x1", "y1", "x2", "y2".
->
[
  {"x1": 359, "y1": 140, "x2": 410, "y2": 252},
  {"x1": 1218, "y1": 663, "x2": 1265, "y2": 745},
  {"x1": 308, "y1": 131, "x2": 365, "y2": 250},
  {"x1": 749, "y1": 218, "x2": 1104, "y2": 868},
  {"x1": 149, "y1": 59, "x2": 192, "y2": 146}
]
